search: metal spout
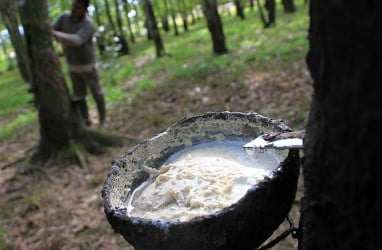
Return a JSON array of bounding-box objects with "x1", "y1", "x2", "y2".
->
[{"x1": 243, "y1": 130, "x2": 305, "y2": 150}]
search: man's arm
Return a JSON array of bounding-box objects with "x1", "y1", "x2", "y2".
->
[
  {"x1": 52, "y1": 30, "x2": 83, "y2": 46},
  {"x1": 52, "y1": 18, "x2": 95, "y2": 47}
]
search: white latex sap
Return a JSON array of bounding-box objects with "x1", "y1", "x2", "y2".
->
[{"x1": 126, "y1": 140, "x2": 283, "y2": 222}]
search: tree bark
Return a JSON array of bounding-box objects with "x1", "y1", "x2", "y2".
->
[
  {"x1": 93, "y1": 0, "x2": 106, "y2": 55},
  {"x1": 300, "y1": 1, "x2": 382, "y2": 249},
  {"x1": 234, "y1": 0, "x2": 245, "y2": 20},
  {"x1": 161, "y1": 17, "x2": 170, "y2": 32},
  {"x1": 142, "y1": 0, "x2": 165, "y2": 58},
  {"x1": 281, "y1": 0, "x2": 296, "y2": 13},
  {"x1": 264, "y1": 0, "x2": 276, "y2": 27},
  {"x1": 202, "y1": 0, "x2": 228, "y2": 55},
  {"x1": 179, "y1": 0, "x2": 189, "y2": 31},
  {"x1": 121, "y1": 0, "x2": 136, "y2": 42},
  {"x1": 19, "y1": 0, "x2": 77, "y2": 160},
  {"x1": 161, "y1": 0, "x2": 171, "y2": 32},
  {"x1": 171, "y1": 12, "x2": 179, "y2": 36},
  {"x1": 103, "y1": 0, "x2": 119, "y2": 49},
  {"x1": 114, "y1": 0, "x2": 130, "y2": 54},
  {"x1": 0, "y1": 0, "x2": 33, "y2": 84},
  {"x1": 249, "y1": 0, "x2": 254, "y2": 11}
]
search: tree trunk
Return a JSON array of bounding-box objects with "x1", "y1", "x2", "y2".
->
[
  {"x1": 249, "y1": 0, "x2": 254, "y2": 11},
  {"x1": 264, "y1": 0, "x2": 276, "y2": 27},
  {"x1": 179, "y1": 0, "x2": 189, "y2": 31},
  {"x1": 181, "y1": 14, "x2": 188, "y2": 32},
  {"x1": 93, "y1": 0, "x2": 106, "y2": 55},
  {"x1": 190, "y1": 10, "x2": 196, "y2": 25},
  {"x1": 300, "y1": 1, "x2": 382, "y2": 249},
  {"x1": 161, "y1": 0, "x2": 170, "y2": 32},
  {"x1": 19, "y1": 0, "x2": 78, "y2": 161},
  {"x1": 121, "y1": 0, "x2": 136, "y2": 43},
  {"x1": 171, "y1": 12, "x2": 179, "y2": 36},
  {"x1": 202, "y1": 0, "x2": 228, "y2": 55},
  {"x1": 281, "y1": 0, "x2": 296, "y2": 13},
  {"x1": 103, "y1": 0, "x2": 117, "y2": 33},
  {"x1": 234, "y1": 0, "x2": 245, "y2": 20},
  {"x1": 142, "y1": 0, "x2": 165, "y2": 58},
  {"x1": 0, "y1": 0, "x2": 33, "y2": 84},
  {"x1": 114, "y1": 0, "x2": 130, "y2": 54},
  {"x1": 103, "y1": 0, "x2": 118, "y2": 46},
  {"x1": 18, "y1": 0, "x2": 124, "y2": 163},
  {"x1": 161, "y1": 17, "x2": 170, "y2": 32}
]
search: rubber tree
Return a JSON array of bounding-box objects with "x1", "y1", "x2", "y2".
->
[
  {"x1": 103, "y1": 0, "x2": 129, "y2": 54},
  {"x1": 121, "y1": 0, "x2": 136, "y2": 42},
  {"x1": 300, "y1": 0, "x2": 382, "y2": 249},
  {"x1": 201, "y1": 0, "x2": 228, "y2": 55},
  {"x1": 93, "y1": 0, "x2": 107, "y2": 55},
  {"x1": 264, "y1": 0, "x2": 276, "y2": 27},
  {"x1": 113, "y1": 0, "x2": 130, "y2": 54},
  {"x1": 234, "y1": 0, "x2": 245, "y2": 20},
  {"x1": 256, "y1": 0, "x2": 275, "y2": 28},
  {"x1": 178, "y1": 0, "x2": 189, "y2": 32},
  {"x1": 153, "y1": 0, "x2": 170, "y2": 33},
  {"x1": 17, "y1": 0, "x2": 123, "y2": 163},
  {"x1": 281, "y1": 0, "x2": 296, "y2": 13},
  {"x1": 141, "y1": 0, "x2": 165, "y2": 57},
  {"x1": 168, "y1": 0, "x2": 180, "y2": 36},
  {"x1": 0, "y1": 0, "x2": 33, "y2": 84}
]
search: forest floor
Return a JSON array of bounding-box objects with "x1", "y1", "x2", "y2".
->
[{"x1": 0, "y1": 58, "x2": 312, "y2": 250}]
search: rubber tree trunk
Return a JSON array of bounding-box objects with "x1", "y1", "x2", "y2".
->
[
  {"x1": 103, "y1": 0, "x2": 119, "y2": 50},
  {"x1": 202, "y1": 0, "x2": 228, "y2": 55},
  {"x1": 93, "y1": 0, "x2": 106, "y2": 55},
  {"x1": 161, "y1": 0, "x2": 171, "y2": 32},
  {"x1": 249, "y1": 0, "x2": 254, "y2": 11},
  {"x1": 142, "y1": 0, "x2": 165, "y2": 58},
  {"x1": 171, "y1": 12, "x2": 179, "y2": 36},
  {"x1": 0, "y1": 0, "x2": 33, "y2": 84},
  {"x1": 264, "y1": 0, "x2": 276, "y2": 27},
  {"x1": 114, "y1": 0, "x2": 130, "y2": 54},
  {"x1": 179, "y1": 0, "x2": 189, "y2": 31},
  {"x1": 121, "y1": 0, "x2": 136, "y2": 43},
  {"x1": 18, "y1": 0, "x2": 82, "y2": 161},
  {"x1": 281, "y1": 0, "x2": 296, "y2": 13},
  {"x1": 234, "y1": 0, "x2": 245, "y2": 20},
  {"x1": 300, "y1": 1, "x2": 382, "y2": 249}
]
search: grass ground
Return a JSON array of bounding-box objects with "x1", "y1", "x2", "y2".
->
[{"x1": 0, "y1": 3, "x2": 312, "y2": 249}]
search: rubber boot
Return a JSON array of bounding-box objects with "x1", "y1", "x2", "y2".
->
[
  {"x1": 78, "y1": 99, "x2": 91, "y2": 126},
  {"x1": 96, "y1": 96, "x2": 106, "y2": 129}
]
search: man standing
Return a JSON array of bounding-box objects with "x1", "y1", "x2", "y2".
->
[{"x1": 52, "y1": 0, "x2": 106, "y2": 128}]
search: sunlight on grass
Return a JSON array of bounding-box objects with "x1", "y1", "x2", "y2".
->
[
  {"x1": 0, "y1": 111, "x2": 36, "y2": 141},
  {"x1": 136, "y1": 79, "x2": 156, "y2": 91},
  {"x1": 0, "y1": 72, "x2": 33, "y2": 116}
]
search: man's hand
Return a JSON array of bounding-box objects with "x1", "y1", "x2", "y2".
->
[
  {"x1": 52, "y1": 30, "x2": 59, "y2": 40},
  {"x1": 50, "y1": 30, "x2": 82, "y2": 46}
]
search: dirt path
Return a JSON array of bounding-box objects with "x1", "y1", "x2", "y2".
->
[{"x1": 0, "y1": 60, "x2": 312, "y2": 249}]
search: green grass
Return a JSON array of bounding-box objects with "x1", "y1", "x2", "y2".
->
[
  {"x1": 0, "y1": 225, "x2": 8, "y2": 250},
  {"x1": 0, "y1": 3, "x2": 309, "y2": 141}
]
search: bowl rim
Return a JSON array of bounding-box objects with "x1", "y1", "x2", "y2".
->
[{"x1": 102, "y1": 111, "x2": 294, "y2": 225}]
